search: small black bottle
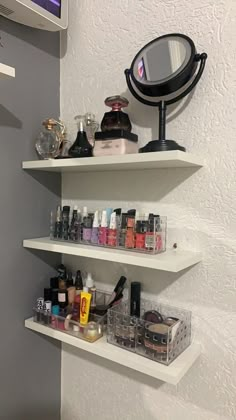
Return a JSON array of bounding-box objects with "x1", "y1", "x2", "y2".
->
[{"x1": 69, "y1": 120, "x2": 92, "y2": 158}]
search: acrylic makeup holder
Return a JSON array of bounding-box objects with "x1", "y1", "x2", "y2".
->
[
  {"x1": 51, "y1": 215, "x2": 167, "y2": 255},
  {"x1": 33, "y1": 290, "x2": 111, "y2": 343},
  {"x1": 107, "y1": 299, "x2": 191, "y2": 365}
]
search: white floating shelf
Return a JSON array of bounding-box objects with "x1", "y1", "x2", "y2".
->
[
  {"x1": 22, "y1": 151, "x2": 203, "y2": 173},
  {"x1": 0, "y1": 63, "x2": 15, "y2": 79},
  {"x1": 23, "y1": 237, "x2": 201, "y2": 272},
  {"x1": 25, "y1": 317, "x2": 200, "y2": 385}
]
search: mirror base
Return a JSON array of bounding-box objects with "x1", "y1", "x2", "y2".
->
[{"x1": 139, "y1": 140, "x2": 186, "y2": 153}]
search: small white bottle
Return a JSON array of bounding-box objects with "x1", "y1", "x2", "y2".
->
[{"x1": 86, "y1": 273, "x2": 94, "y2": 291}]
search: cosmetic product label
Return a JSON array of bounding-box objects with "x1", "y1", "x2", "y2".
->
[
  {"x1": 145, "y1": 232, "x2": 155, "y2": 249},
  {"x1": 43, "y1": 301, "x2": 52, "y2": 312},
  {"x1": 58, "y1": 292, "x2": 66, "y2": 303},
  {"x1": 145, "y1": 233, "x2": 163, "y2": 251}
]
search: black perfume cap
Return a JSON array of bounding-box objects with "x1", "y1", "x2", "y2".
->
[
  {"x1": 114, "y1": 208, "x2": 122, "y2": 216},
  {"x1": 63, "y1": 206, "x2": 70, "y2": 213},
  {"x1": 67, "y1": 272, "x2": 74, "y2": 288},
  {"x1": 50, "y1": 277, "x2": 59, "y2": 289},
  {"x1": 44, "y1": 287, "x2": 52, "y2": 301}
]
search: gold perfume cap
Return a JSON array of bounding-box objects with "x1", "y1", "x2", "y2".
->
[{"x1": 43, "y1": 118, "x2": 58, "y2": 130}]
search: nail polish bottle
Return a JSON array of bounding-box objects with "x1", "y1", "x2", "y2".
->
[
  {"x1": 107, "y1": 212, "x2": 118, "y2": 247},
  {"x1": 62, "y1": 206, "x2": 70, "y2": 240},
  {"x1": 91, "y1": 210, "x2": 99, "y2": 244},
  {"x1": 145, "y1": 215, "x2": 161, "y2": 251},
  {"x1": 54, "y1": 205, "x2": 62, "y2": 238},
  {"x1": 83, "y1": 216, "x2": 93, "y2": 242},
  {"x1": 119, "y1": 213, "x2": 127, "y2": 247},
  {"x1": 135, "y1": 220, "x2": 148, "y2": 249},
  {"x1": 125, "y1": 213, "x2": 136, "y2": 249},
  {"x1": 98, "y1": 210, "x2": 108, "y2": 245},
  {"x1": 81, "y1": 206, "x2": 88, "y2": 241},
  {"x1": 69, "y1": 206, "x2": 81, "y2": 241}
]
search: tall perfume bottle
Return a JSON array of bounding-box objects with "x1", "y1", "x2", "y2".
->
[
  {"x1": 69, "y1": 118, "x2": 93, "y2": 158},
  {"x1": 101, "y1": 96, "x2": 132, "y2": 132}
]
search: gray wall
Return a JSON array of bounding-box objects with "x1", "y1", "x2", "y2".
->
[{"x1": 0, "y1": 17, "x2": 61, "y2": 420}]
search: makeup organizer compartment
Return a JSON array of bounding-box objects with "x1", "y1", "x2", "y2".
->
[
  {"x1": 33, "y1": 290, "x2": 111, "y2": 343},
  {"x1": 51, "y1": 209, "x2": 167, "y2": 255},
  {"x1": 107, "y1": 299, "x2": 191, "y2": 365}
]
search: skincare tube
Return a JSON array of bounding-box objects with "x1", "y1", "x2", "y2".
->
[{"x1": 80, "y1": 291, "x2": 91, "y2": 326}]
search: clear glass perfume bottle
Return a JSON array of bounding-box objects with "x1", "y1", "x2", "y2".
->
[
  {"x1": 75, "y1": 113, "x2": 99, "y2": 147},
  {"x1": 35, "y1": 119, "x2": 64, "y2": 160}
]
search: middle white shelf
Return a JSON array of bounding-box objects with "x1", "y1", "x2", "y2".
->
[{"x1": 23, "y1": 237, "x2": 201, "y2": 272}]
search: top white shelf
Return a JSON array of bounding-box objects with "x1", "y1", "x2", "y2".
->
[
  {"x1": 0, "y1": 63, "x2": 15, "y2": 79},
  {"x1": 22, "y1": 151, "x2": 203, "y2": 173}
]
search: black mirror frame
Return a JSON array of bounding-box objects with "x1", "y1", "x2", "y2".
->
[{"x1": 130, "y1": 33, "x2": 197, "y2": 97}]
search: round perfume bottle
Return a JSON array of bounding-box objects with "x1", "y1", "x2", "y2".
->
[
  {"x1": 35, "y1": 119, "x2": 62, "y2": 159},
  {"x1": 101, "y1": 96, "x2": 132, "y2": 132}
]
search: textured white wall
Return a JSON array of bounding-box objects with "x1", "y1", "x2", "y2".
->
[{"x1": 60, "y1": 1, "x2": 236, "y2": 419}]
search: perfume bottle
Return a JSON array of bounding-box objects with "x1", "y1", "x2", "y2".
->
[
  {"x1": 101, "y1": 96, "x2": 132, "y2": 132},
  {"x1": 69, "y1": 119, "x2": 93, "y2": 158},
  {"x1": 35, "y1": 118, "x2": 65, "y2": 159}
]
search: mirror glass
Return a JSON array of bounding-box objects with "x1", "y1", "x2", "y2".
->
[{"x1": 133, "y1": 36, "x2": 191, "y2": 84}]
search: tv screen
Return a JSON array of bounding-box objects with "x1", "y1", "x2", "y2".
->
[{"x1": 31, "y1": 0, "x2": 61, "y2": 18}]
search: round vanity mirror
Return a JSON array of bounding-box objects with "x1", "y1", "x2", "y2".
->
[{"x1": 125, "y1": 33, "x2": 207, "y2": 153}]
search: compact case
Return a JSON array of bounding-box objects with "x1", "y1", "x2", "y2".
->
[{"x1": 93, "y1": 129, "x2": 138, "y2": 157}]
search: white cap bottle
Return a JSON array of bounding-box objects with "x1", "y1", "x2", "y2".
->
[
  {"x1": 86, "y1": 273, "x2": 94, "y2": 290},
  {"x1": 101, "y1": 210, "x2": 108, "y2": 228},
  {"x1": 93, "y1": 210, "x2": 99, "y2": 228},
  {"x1": 83, "y1": 206, "x2": 88, "y2": 218},
  {"x1": 109, "y1": 212, "x2": 117, "y2": 230}
]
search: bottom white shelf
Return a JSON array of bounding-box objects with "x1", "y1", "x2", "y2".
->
[{"x1": 25, "y1": 317, "x2": 200, "y2": 385}]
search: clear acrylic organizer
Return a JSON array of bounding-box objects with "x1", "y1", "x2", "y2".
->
[
  {"x1": 107, "y1": 299, "x2": 191, "y2": 365},
  {"x1": 50, "y1": 212, "x2": 167, "y2": 255},
  {"x1": 33, "y1": 290, "x2": 111, "y2": 343}
]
